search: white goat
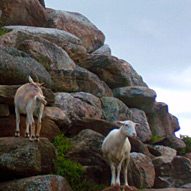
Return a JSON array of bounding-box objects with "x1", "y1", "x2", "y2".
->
[
  {"x1": 101, "y1": 120, "x2": 137, "y2": 191},
  {"x1": 14, "y1": 76, "x2": 47, "y2": 141}
]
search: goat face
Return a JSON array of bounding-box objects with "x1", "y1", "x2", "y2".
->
[{"x1": 118, "y1": 120, "x2": 137, "y2": 137}]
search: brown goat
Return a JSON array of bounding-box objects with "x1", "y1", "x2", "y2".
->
[{"x1": 14, "y1": 76, "x2": 47, "y2": 141}]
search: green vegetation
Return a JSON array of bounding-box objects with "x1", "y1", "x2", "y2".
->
[
  {"x1": 0, "y1": 26, "x2": 9, "y2": 36},
  {"x1": 52, "y1": 134, "x2": 104, "y2": 191},
  {"x1": 150, "y1": 135, "x2": 164, "y2": 144},
  {"x1": 52, "y1": 134, "x2": 84, "y2": 187},
  {"x1": 0, "y1": 19, "x2": 10, "y2": 36},
  {"x1": 179, "y1": 135, "x2": 191, "y2": 155}
]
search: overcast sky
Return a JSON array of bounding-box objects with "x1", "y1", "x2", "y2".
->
[{"x1": 46, "y1": 0, "x2": 191, "y2": 136}]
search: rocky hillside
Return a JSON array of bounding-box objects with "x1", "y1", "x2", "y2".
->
[{"x1": 0, "y1": 0, "x2": 191, "y2": 191}]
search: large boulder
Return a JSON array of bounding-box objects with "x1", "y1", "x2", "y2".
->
[
  {"x1": 92, "y1": 44, "x2": 111, "y2": 56},
  {"x1": 0, "y1": 85, "x2": 19, "y2": 105},
  {"x1": 101, "y1": 96, "x2": 132, "y2": 122},
  {"x1": 54, "y1": 92, "x2": 103, "y2": 122},
  {"x1": 185, "y1": 152, "x2": 191, "y2": 161},
  {"x1": 149, "y1": 145, "x2": 177, "y2": 161},
  {"x1": 113, "y1": 86, "x2": 157, "y2": 113},
  {"x1": 129, "y1": 137, "x2": 151, "y2": 157},
  {"x1": 0, "y1": 47, "x2": 52, "y2": 87},
  {"x1": 0, "y1": 115, "x2": 61, "y2": 141},
  {"x1": 17, "y1": 35, "x2": 76, "y2": 72},
  {"x1": 130, "y1": 108, "x2": 152, "y2": 142},
  {"x1": 0, "y1": 0, "x2": 47, "y2": 27},
  {"x1": 4, "y1": 26, "x2": 87, "y2": 62},
  {"x1": 0, "y1": 104, "x2": 9, "y2": 117},
  {"x1": 52, "y1": 66, "x2": 113, "y2": 96},
  {"x1": 171, "y1": 156, "x2": 191, "y2": 187},
  {"x1": 44, "y1": 106, "x2": 71, "y2": 127},
  {"x1": 67, "y1": 129, "x2": 109, "y2": 185},
  {"x1": 147, "y1": 102, "x2": 181, "y2": 141},
  {"x1": 0, "y1": 137, "x2": 56, "y2": 181},
  {"x1": 80, "y1": 54, "x2": 147, "y2": 88},
  {"x1": 161, "y1": 135, "x2": 186, "y2": 151},
  {"x1": 153, "y1": 155, "x2": 175, "y2": 188},
  {"x1": 64, "y1": 118, "x2": 117, "y2": 136},
  {"x1": 46, "y1": 9, "x2": 105, "y2": 53},
  {"x1": 0, "y1": 175, "x2": 72, "y2": 191},
  {"x1": 153, "y1": 156, "x2": 191, "y2": 188},
  {"x1": 129, "y1": 152, "x2": 155, "y2": 188},
  {"x1": 39, "y1": 0, "x2": 45, "y2": 8},
  {"x1": 151, "y1": 145, "x2": 177, "y2": 188}
]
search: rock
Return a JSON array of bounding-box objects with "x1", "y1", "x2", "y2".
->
[
  {"x1": 17, "y1": 36, "x2": 76, "y2": 72},
  {"x1": 171, "y1": 156, "x2": 191, "y2": 187},
  {"x1": 153, "y1": 155, "x2": 175, "y2": 188},
  {"x1": 154, "y1": 176, "x2": 175, "y2": 189},
  {"x1": 68, "y1": 129, "x2": 104, "y2": 162},
  {"x1": 101, "y1": 96, "x2": 132, "y2": 122},
  {"x1": 153, "y1": 155, "x2": 191, "y2": 188},
  {"x1": 181, "y1": 183, "x2": 191, "y2": 188},
  {"x1": 40, "y1": 117, "x2": 61, "y2": 141},
  {"x1": 0, "y1": 30, "x2": 111, "y2": 95},
  {"x1": 129, "y1": 152, "x2": 155, "y2": 188},
  {"x1": 130, "y1": 108, "x2": 152, "y2": 142},
  {"x1": 92, "y1": 44, "x2": 111, "y2": 56},
  {"x1": 67, "y1": 129, "x2": 109, "y2": 185},
  {"x1": 0, "y1": 85, "x2": 19, "y2": 105},
  {"x1": 0, "y1": 104, "x2": 9, "y2": 117},
  {"x1": 0, "y1": 47, "x2": 52, "y2": 87},
  {"x1": 0, "y1": 137, "x2": 56, "y2": 181},
  {"x1": 80, "y1": 54, "x2": 147, "y2": 88},
  {"x1": 0, "y1": 175, "x2": 72, "y2": 191},
  {"x1": 185, "y1": 152, "x2": 191, "y2": 161},
  {"x1": 64, "y1": 118, "x2": 118, "y2": 136},
  {"x1": 4, "y1": 26, "x2": 87, "y2": 63},
  {"x1": 53, "y1": 66, "x2": 112, "y2": 96},
  {"x1": 0, "y1": 115, "x2": 61, "y2": 141},
  {"x1": 129, "y1": 137, "x2": 151, "y2": 156},
  {"x1": 150, "y1": 145, "x2": 177, "y2": 161},
  {"x1": 54, "y1": 92, "x2": 103, "y2": 122},
  {"x1": 41, "y1": 87, "x2": 55, "y2": 106},
  {"x1": 0, "y1": 0, "x2": 47, "y2": 27},
  {"x1": 113, "y1": 86, "x2": 156, "y2": 113},
  {"x1": 46, "y1": 9, "x2": 105, "y2": 52},
  {"x1": 44, "y1": 106, "x2": 71, "y2": 127},
  {"x1": 161, "y1": 135, "x2": 186, "y2": 151},
  {"x1": 147, "y1": 102, "x2": 181, "y2": 141},
  {"x1": 39, "y1": 0, "x2": 45, "y2": 8}
]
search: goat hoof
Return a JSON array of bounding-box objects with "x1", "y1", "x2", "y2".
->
[
  {"x1": 29, "y1": 136, "x2": 35, "y2": 141},
  {"x1": 35, "y1": 136, "x2": 40, "y2": 142},
  {"x1": 15, "y1": 131, "x2": 20, "y2": 137},
  {"x1": 25, "y1": 133, "x2": 30, "y2": 138}
]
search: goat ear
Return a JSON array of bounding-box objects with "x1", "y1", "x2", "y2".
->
[
  {"x1": 116, "y1": 121, "x2": 124, "y2": 125},
  {"x1": 28, "y1": 76, "x2": 35, "y2": 84}
]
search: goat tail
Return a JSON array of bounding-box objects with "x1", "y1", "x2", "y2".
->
[{"x1": 35, "y1": 95, "x2": 47, "y2": 105}]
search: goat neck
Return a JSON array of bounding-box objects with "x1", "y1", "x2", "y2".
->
[{"x1": 115, "y1": 128, "x2": 128, "y2": 148}]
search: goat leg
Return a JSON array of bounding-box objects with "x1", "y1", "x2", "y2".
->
[{"x1": 29, "y1": 122, "x2": 35, "y2": 141}]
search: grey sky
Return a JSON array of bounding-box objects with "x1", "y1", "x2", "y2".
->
[{"x1": 46, "y1": 0, "x2": 191, "y2": 136}]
